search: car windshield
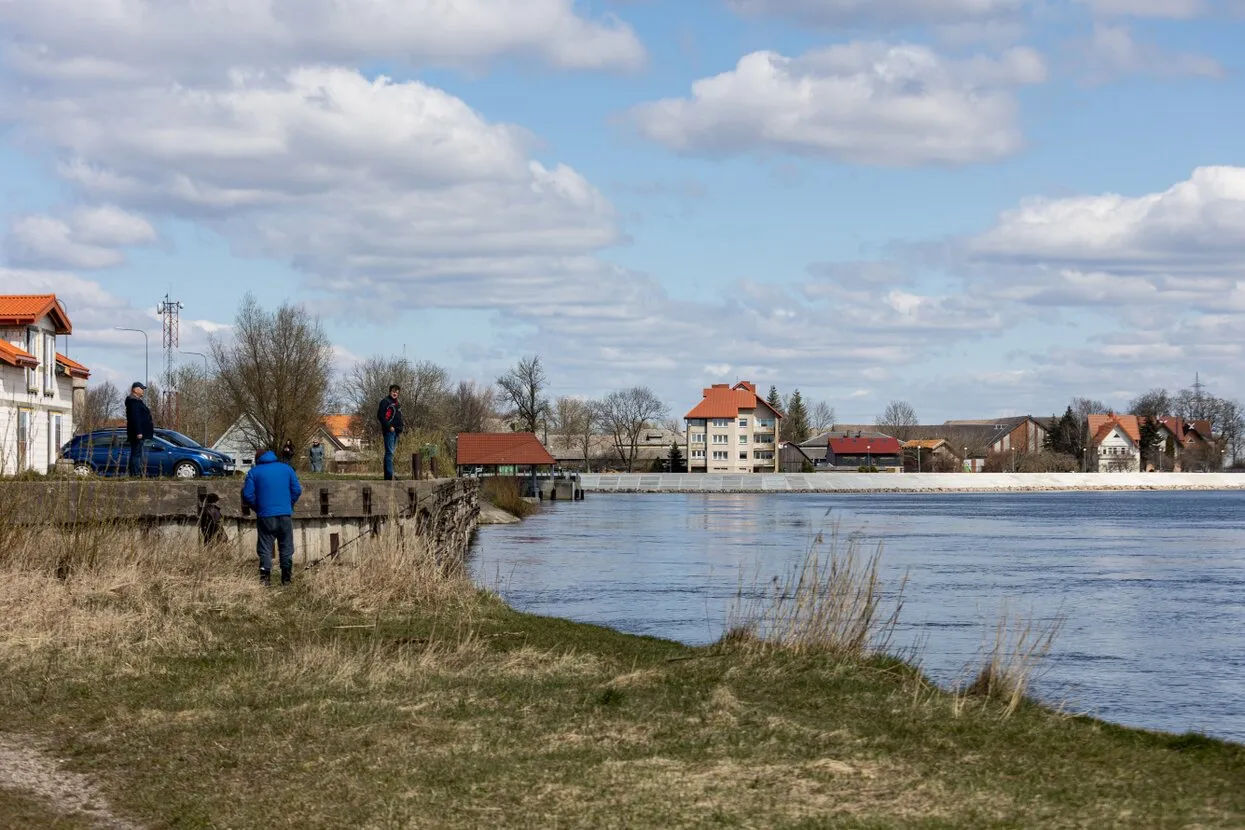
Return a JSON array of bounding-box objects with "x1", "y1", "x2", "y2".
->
[{"x1": 158, "y1": 430, "x2": 204, "y2": 448}]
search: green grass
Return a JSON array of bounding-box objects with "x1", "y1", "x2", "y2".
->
[{"x1": 0, "y1": 584, "x2": 1242, "y2": 829}]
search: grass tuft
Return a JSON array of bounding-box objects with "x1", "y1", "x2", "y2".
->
[{"x1": 960, "y1": 608, "x2": 1064, "y2": 717}]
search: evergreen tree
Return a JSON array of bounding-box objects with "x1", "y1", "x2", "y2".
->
[
  {"x1": 1138, "y1": 416, "x2": 1162, "y2": 472},
  {"x1": 667, "y1": 441, "x2": 685, "y2": 473},
  {"x1": 784, "y1": 389, "x2": 810, "y2": 444},
  {"x1": 766, "y1": 385, "x2": 783, "y2": 415},
  {"x1": 1046, "y1": 406, "x2": 1081, "y2": 457}
]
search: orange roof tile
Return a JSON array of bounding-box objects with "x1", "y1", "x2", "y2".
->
[
  {"x1": 56, "y1": 353, "x2": 90, "y2": 379},
  {"x1": 322, "y1": 414, "x2": 355, "y2": 438},
  {"x1": 1088, "y1": 413, "x2": 1141, "y2": 445},
  {"x1": 0, "y1": 340, "x2": 38, "y2": 368},
  {"x1": 685, "y1": 380, "x2": 782, "y2": 420},
  {"x1": 457, "y1": 433, "x2": 556, "y2": 466},
  {"x1": 903, "y1": 439, "x2": 948, "y2": 450},
  {"x1": 0, "y1": 295, "x2": 72, "y2": 333}
]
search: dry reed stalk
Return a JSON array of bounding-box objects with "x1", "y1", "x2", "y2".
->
[
  {"x1": 960, "y1": 607, "x2": 1065, "y2": 717},
  {"x1": 726, "y1": 527, "x2": 907, "y2": 659}
]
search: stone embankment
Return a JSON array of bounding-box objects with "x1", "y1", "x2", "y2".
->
[
  {"x1": 577, "y1": 472, "x2": 1245, "y2": 493},
  {"x1": 0, "y1": 478, "x2": 480, "y2": 567}
]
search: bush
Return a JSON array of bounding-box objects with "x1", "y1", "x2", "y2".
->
[{"x1": 856, "y1": 465, "x2": 879, "y2": 473}]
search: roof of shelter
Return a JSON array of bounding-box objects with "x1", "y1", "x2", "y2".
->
[{"x1": 457, "y1": 432, "x2": 556, "y2": 466}]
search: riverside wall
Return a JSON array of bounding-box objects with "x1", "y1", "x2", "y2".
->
[
  {"x1": 577, "y1": 472, "x2": 1245, "y2": 493},
  {"x1": 0, "y1": 478, "x2": 481, "y2": 567}
]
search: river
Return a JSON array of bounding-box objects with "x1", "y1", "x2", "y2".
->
[{"x1": 469, "y1": 491, "x2": 1245, "y2": 743}]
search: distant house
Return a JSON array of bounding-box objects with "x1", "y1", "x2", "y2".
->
[
  {"x1": 684, "y1": 381, "x2": 782, "y2": 473},
  {"x1": 1159, "y1": 417, "x2": 1216, "y2": 470},
  {"x1": 0, "y1": 294, "x2": 89, "y2": 475},
  {"x1": 456, "y1": 432, "x2": 555, "y2": 477},
  {"x1": 942, "y1": 416, "x2": 1049, "y2": 455},
  {"x1": 778, "y1": 442, "x2": 815, "y2": 473},
  {"x1": 1087, "y1": 413, "x2": 1218, "y2": 472},
  {"x1": 826, "y1": 436, "x2": 903, "y2": 470},
  {"x1": 545, "y1": 427, "x2": 685, "y2": 472},
  {"x1": 902, "y1": 439, "x2": 959, "y2": 472},
  {"x1": 212, "y1": 414, "x2": 346, "y2": 472}
]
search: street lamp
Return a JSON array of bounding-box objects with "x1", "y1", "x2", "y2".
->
[
  {"x1": 114, "y1": 327, "x2": 149, "y2": 386},
  {"x1": 1011, "y1": 447, "x2": 1016, "y2": 473},
  {"x1": 179, "y1": 350, "x2": 210, "y2": 446},
  {"x1": 964, "y1": 446, "x2": 969, "y2": 472},
  {"x1": 1082, "y1": 447, "x2": 1088, "y2": 473},
  {"x1": 866, "y1": 443, "x2": 871, "y2": 470}
]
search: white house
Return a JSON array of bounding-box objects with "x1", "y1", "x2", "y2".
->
[
  {"x1": 1, "y1": 295, "x2": 90, "y2": 475},
  {"x1": 212, "y1": 413, "x2": 348, "y2": 472}
]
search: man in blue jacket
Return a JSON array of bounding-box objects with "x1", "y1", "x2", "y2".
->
[{"x1": 241, "y1": 449, "x2": 303, "y2": 586}]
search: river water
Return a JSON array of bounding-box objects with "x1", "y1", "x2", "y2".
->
[{"x1": 469, "y1": 491, "x2": 1245, "y2": 743}]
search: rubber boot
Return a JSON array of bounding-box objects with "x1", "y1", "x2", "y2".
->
[
  {"x1": 259, "y1": 569, "x2": 271, "y2": 588},
  {"x1": 280, "y1": 567, "x2": 292, "y2": 586}
]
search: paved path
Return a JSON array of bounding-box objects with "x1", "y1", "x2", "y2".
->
[{"x1": 577, "y1": 472, "x2": 1245, "y2": 493}]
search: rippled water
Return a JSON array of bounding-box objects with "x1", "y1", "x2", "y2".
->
[{"x1": 470, "y1": 491, "x2": 1245, "y2": 743}]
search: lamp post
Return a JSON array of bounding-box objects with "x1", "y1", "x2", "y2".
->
[
  {"x1": 1082, "y1": 446, "x2": 1088, "y2": 473},
  {"x1": 1011, "y1": 447, "x2": 1016, "y2": 473},
  {"x1": 964, "y1": 446, "x2": 969, "y2": 472},
  {"x1": 179, "y1": 350, "x2": 210, "y2": 446},
  {"x1": 866, "y1": 443, "x2": 871, "y2": 470},
  {"x1": 114, "y1": 327, "x2": 149, "y2": 386}
]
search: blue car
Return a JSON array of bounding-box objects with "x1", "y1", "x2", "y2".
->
[{"x1": 62, "y1": 429, "x2": 237, "y2": 479}]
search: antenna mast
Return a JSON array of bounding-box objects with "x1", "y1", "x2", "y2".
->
[{"x1": 158, "y1": 294, "x2": 184, "y2": 430}]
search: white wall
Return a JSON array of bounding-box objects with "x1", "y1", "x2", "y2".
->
[{"x1": 0, "y1": 316, "x2": 74, "y2": 475}]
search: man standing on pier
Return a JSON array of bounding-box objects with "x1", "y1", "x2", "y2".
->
[
  {"x1": 241, "y1": 449, "x2": 302, "y2": 587},
  {"x1": 124, "y1": 381, "x2": 153, "y2": 477},
  {"x1": 377, "y1": 384, "x2": 404, "y2": 481}
]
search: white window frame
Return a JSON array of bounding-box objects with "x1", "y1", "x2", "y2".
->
[
  {"x1": 43, "y1": 333, "x2": 56, "y2": 396},
  {"x1": 25, "y1": 328, "x2": 39, "y2": 392},
  {"x1": 711, "y1": 419, "x2": 730, "y2": 428},
  {"x1": 712, "y1": 450, "x2": 728, "y2": 461},
  {"x1": 17, "y1": 408, "x2": 32, "y2": 471},
  {"x1": 738, "y1": 435, "x2": 748, "y2": 445},
  {"x1": 738, "y1": 417, "x2": 748, "y2": 429},
  {"x1": 712, "y1": 434, "x2": 728, "y2": 444},
  {"x1": 692, "y1": 433, "x2": 706, "y2": 444},
  {"x1": 691, "y1": 449, "x2": 705, "y2": 459}
]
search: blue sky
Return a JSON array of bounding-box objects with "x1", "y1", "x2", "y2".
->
[{"x1": 2, "y1": 0, "x2": 1244, "y2": 423}]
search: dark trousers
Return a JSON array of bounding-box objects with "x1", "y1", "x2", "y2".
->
[
  {"x1": 127, "y1": 440, "x2": 148, "y2": 477},
  {"x1": 383, "y1": 431, "x2": 398, "y2": 480},
  {"x1": 256, "y1": 515, "x2": 295, "y2": 575}
]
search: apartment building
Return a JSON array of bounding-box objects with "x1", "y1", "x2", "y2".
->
[{"x1": 684, "y1": 381, "x2": 782, "y2": 473}]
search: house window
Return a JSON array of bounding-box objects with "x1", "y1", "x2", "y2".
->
[
  {"x1": 691, "y1": 433, "x2": 706, "y2": 444},
  {"x1": 756, "y1": 434, "x2": 774, "y2": 444},
  {"x1": 739, "y1": 451, "x2": 748, "y2": 460},
  {"x1": 712, "y1": 451, "x2": 728, "y2": 460},
  {"x1": 711, "y1": 419, "x2": 731, "y2": 428},
  {"x1": 691, "y1": 449, "x2": 705, "y2": 459},
  {"x1": 25, "y1": 328, "x2": 38, "y2": 392},
  {"x1": 739, "y1": 435, "x2": 748, "y2": 445},
  {"x1": 44, "y1": 333, "x2": 56, "y2": 395},
  {"x1": 713, "y1": 434, "x2": 728, "y2": 444},
  {"x1": 738, "y1": 417, "x2": 748, "y2": 429},
  {"x1": 757, "y1": 419, "x2": 774, "y2": 430},
  {"x1": 52, "y1": 413, "x2": 63, "y2": 462},
  {"x1": 17, "y1": 409, "x2": 31, "y2": 471}
]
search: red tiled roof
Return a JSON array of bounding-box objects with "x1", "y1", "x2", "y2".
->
[
  {"x1": 457, "y1": 433, "x2": 556, "y2": 466},
  {"x1": 1088, "y1": 413, "x2": 1141, "y2": 445},
  {"x1": 0, "y1": 340, "x2": 38, "y2": 368},
  {"x1": 56, "y1": 353, "x2": 90, "y2": 379},
  {"x1": 322, "y1": 414, "x2": 355, "y2": 438},
  {"x1": 0, "y1": 295, "x2": 72, "y2": 333},
  {"x1": 685, "y1": 380, "x2": 782, "y2": 420},
  {"x1": 830, "y1": 436, "x2": 902, "y2": 454},
  {"x1": 1160, "y1": 417, "x2": 1213, "y2": 445}
]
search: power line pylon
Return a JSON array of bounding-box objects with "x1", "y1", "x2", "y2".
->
[{"x1": 158, "y1": 294, "x2": 184, "y2": 430}]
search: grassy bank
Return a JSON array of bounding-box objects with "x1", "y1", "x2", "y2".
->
[{"x1": 0, "y1": 520, "x2": 1242, "y2": 828}]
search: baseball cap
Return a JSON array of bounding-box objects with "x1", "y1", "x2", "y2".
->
[{"x1": 132, "y1": 381, "x2": 147, "y2": 390}]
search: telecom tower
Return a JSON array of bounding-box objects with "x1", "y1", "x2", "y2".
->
[{"x1": 158, "y1": 294, "x2": 184, "y2": 431}]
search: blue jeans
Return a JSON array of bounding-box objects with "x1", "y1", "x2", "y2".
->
[
  {"x1": 127, "y1": 440, "x2": 148, "y2": 477},
  {"x1": 256, "y1": 515, "x2": 295, "y2": 575},
  {"x1": 383, "y1": 431, "x2": 397, "y2": 480}
]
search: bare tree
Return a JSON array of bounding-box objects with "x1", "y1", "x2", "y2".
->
[
  {"x1": 1128, "y1": 388, "x2": 1172, "y2": 420},
  {"x1": 597, "y1": 387, "x2": 668, "y2": 472},
  {"x1": 809, "y1": 400, "x2": 836, "y2": 434},
  {"x1": 877, "y1": 400, "x2": 919, "y2": 440},
  {"x1": 447, "y1": 380, "x2": 495, "y2": 435},
  {"x1": 345, "y1": 356, "x2": 448, "y2": 440},
  {"x1": 497, "y1": 354, "x2": 549, "y2": 434},
  {"x1": 211, "y1": 294, "x2": 333, "y2": 453},
  {"x1": 553, "y1": 396, "x2": 598, "y2": 472},
  {"x1": 78, "y1": 381, "x2": 123, "y2": 434}
]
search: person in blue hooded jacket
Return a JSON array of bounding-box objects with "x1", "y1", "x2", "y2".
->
[{"x1": 241, "y1": 449, "x2": 303, "y2": 586}]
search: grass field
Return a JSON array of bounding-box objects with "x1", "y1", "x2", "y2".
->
[{"x1": 1, "y1": 513, "x2": 1242, "y2": 829}]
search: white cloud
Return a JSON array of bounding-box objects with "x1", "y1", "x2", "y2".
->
[
  {"x1": 627, "y1": 43, "x2": 1047, "y2": 166},
  {"x1": 5, "y1": 206, "x2": 156, "y2": 269},
  {"x1": 968, "y1": 166, "x2": 1245, "y2": 273},
  {"x1": 1079, "y1": 24, "x2": 1224, "y2": 82},
  {"x1": 725, "y1": 0, "x2": 1024, "y2": 26},
  {"x1": 1074, "y1": 0, "x2": 1209, "y2": 18},
  {"x1": 0, "y1": 0, "x2": 645, "y2": 75}
]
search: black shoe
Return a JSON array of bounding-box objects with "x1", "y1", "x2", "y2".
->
[
  {"x1": 260, "y1": 569, "x2": 271, "y2": 587},
  {"x1": 280, "y1": 568, "x2": 292, "y2": 586}
]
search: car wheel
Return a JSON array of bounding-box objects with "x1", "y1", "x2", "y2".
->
[
  {"x1": 73, "y1": 463, "x2": 93, "y2": 476},
  {"x1": 173, "y1": 461, "x2": 201, "y2": 479}
]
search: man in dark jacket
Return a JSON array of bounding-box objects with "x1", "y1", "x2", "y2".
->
[
  {"x1": 241, "y1": 449, "x2": 303, "y2": 586},
  {"x1": 376, "y1": 384, "x2": 404, "y2": 481},
  {"x1": 124, "y1": 381, "x2": 154, "y2": 477}
]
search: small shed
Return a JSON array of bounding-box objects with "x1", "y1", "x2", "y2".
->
[{"x1": 827, "y1": 436, "x2": 903, "y2": 470}]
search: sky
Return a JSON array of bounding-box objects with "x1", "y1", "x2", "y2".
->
[{"x1": 2, "y1": 0, "x2": 1244, "y2": 424}]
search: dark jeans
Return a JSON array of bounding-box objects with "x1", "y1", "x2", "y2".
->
[
  {"x1": 383, "y1": 431, "x2": 398, "y2": 480},
  {"x1": 127, "y1": 440, "x2": 148, "y2": 477},
  {"x1": 256, "y1": 515, "x2": 295, "y2": 575}
]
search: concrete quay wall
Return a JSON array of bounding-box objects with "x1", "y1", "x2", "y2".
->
[{"x1": 578, "y1": 472, "x2": 1245, "y2": 493}]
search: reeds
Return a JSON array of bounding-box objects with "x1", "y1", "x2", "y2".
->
[
  {"x1": 726, "y1": 526, "x2": 907, "y2": 659},
  {"x1": 480, "y1": 476, "x2": 538, "y2": 518}
]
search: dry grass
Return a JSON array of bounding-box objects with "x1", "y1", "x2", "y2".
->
[
  {"x1": 480, "y1": 476, "x2": 538, "y2": 518},
  {"x1": 725, "y1": 526, "x2": 907, "y2": 659},
  {"x1": 960, "y1": 607, "x2": 1066, "y2": 717}
]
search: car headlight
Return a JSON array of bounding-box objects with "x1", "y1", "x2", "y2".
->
[{"x1": 198, "y1": 453, "x2": 216, "y2": 462}]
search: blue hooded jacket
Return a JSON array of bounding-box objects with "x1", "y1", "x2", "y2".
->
[{"x1": 241, "y1": 451, "x2": 302, "y2": 518}]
